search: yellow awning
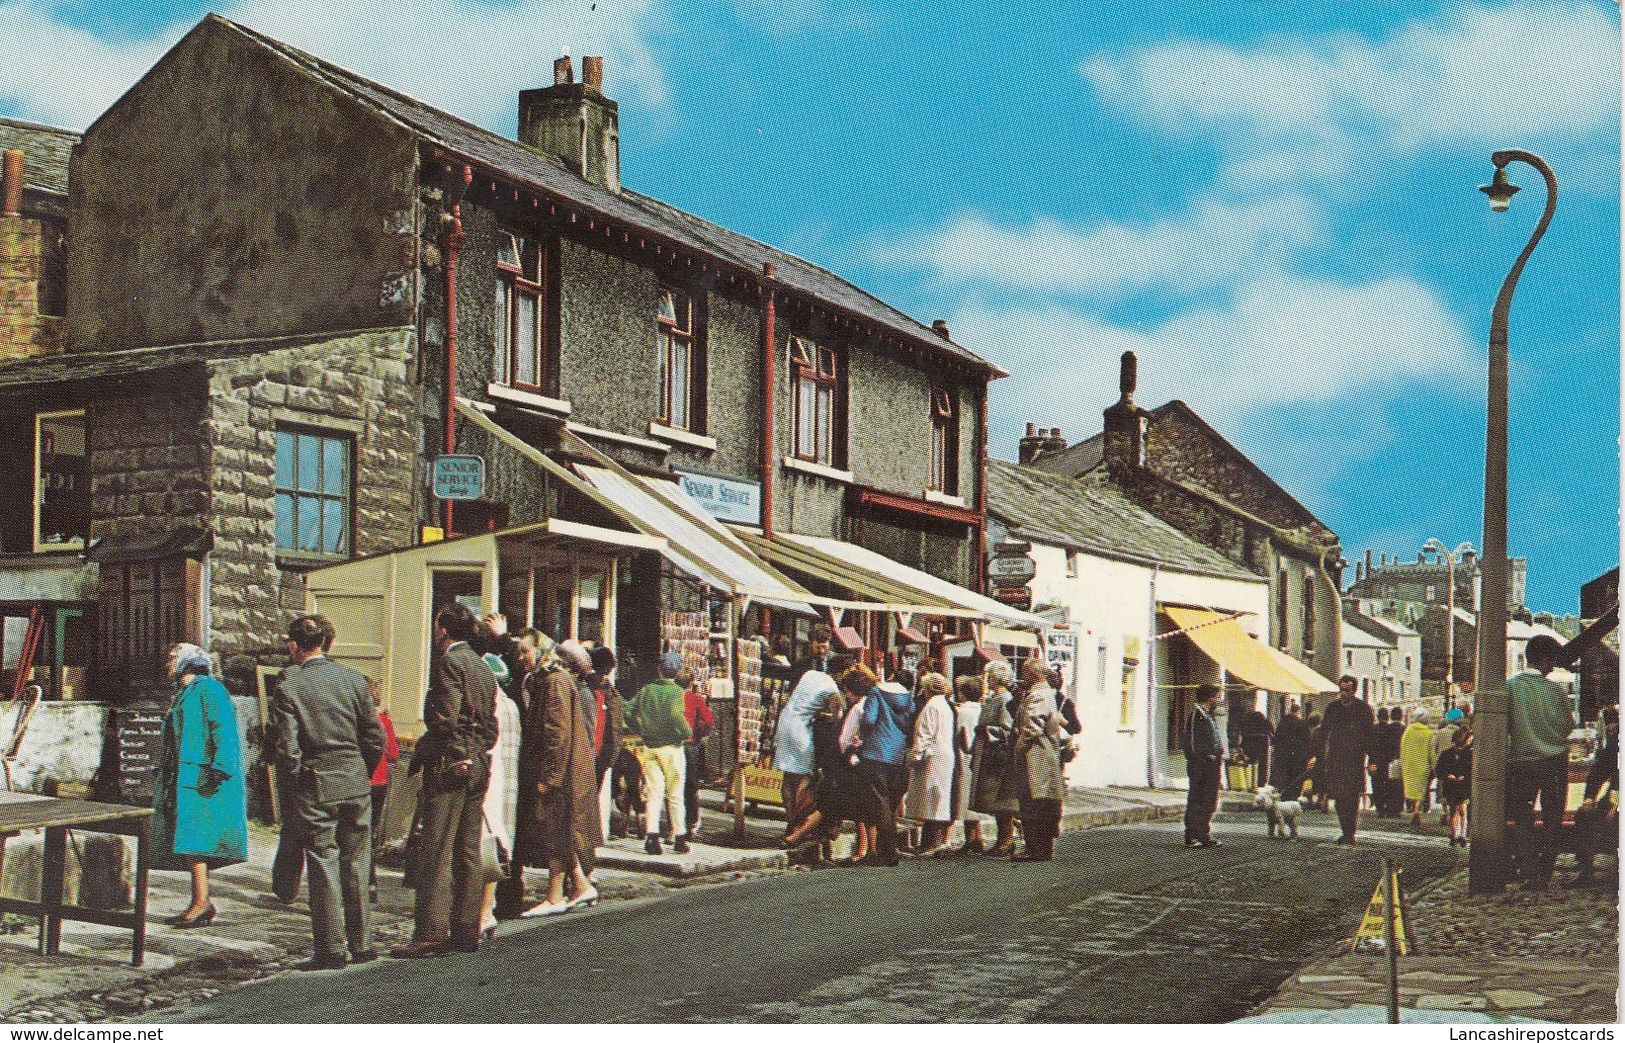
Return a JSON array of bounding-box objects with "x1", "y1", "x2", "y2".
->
[
  {"x1": 983, "y1": 624, "x2": 1040, "y2": 649},
  {"x1": 1160, "y1": 605, "x2": 1338, "y2": 695}
]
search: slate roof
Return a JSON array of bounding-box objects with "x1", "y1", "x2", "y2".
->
[
  {"x1": 212, "y1": 17, "x2": 1000, "y2": 376},
  {"x1": 1341, "y1": 617, "x2": 1395, "y2": 650},
  {"x1": 0, "y1": 117, "x2": 77, "y2": 196},
  {"x1": 987, "y1": 459, "x2": 1261, "y2": 582}
]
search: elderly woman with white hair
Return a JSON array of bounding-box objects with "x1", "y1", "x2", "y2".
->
[
  {"x1": 970, "y1": 659, "x2": 1020, "y2": 857},
  {"x1": 152, "y1": 643, "x2": 247, "y2": 927}
]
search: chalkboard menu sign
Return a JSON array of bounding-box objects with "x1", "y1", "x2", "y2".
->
[{"x1": 113, "y1": 705, "x2": 165, "y2": 805}]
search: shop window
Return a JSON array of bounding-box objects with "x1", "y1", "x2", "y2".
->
[
  {"x1": 790, "y1": 336, "x2": 842, "y2": 466},
  {"x1": 274, "y1": 427, "x2": 351, "y2": 558},
  {"x1": 1167, "y1": 686, "x2": 1192, "y2": 755},
  {"x1": 929, "y1": 386, "x2": 958, "y2": 495},
  {"x1": 1301, "y1": 568, "x2": 1316, "y2": 656},
  {"x1": 495, "y1": 232, "x2": 553, "y2": 393},
  {"x1": 35, "y1": 410, "x2": 87, "y2": 552},
  {"x1": 657, "y1": 287, "x2": 704, "y2": 431},
  {"x1": 1275, "y1": 568, "x2": 1290, "y2": 648}
]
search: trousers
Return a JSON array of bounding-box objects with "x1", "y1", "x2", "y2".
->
[
  {"x1": 857, "y1": 760, "x2": 900, "y2": 864},
  {"x1": 684, "y1": 743, "x2": 705, "y2": 836},
  {"x1": 1018, "y1": 798, "x2": 1061, "y2": 859},
  {"x1": 1330, "y1": 783, "x2": 1362, "y2": 840},
  {"x1": 413, "y1": 760, "x2": 488, "y2": 942},
  {"x1": 300, "y1": 793, "x2": 372, "y2": 958},
  {"x1": 272, "y1": 772, "x2": 305, "y2": 902},
  {"x1": 1508, "y1": 754, "x2": 1569, "y2": 885},
  {"x1": 1184, "y1": 762, "x2": 1220, "y2": 842},
  {"x1": 642, "y1": 744, "x2": 686, "y2": 838}
]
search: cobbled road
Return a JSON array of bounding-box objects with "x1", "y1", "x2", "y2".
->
[{"x1": 157, "y1": 816, "x2": 1459, "y2": 1023}]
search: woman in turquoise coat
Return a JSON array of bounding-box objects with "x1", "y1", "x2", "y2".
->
[{"x1": 151, "y1": 643, "x2": 247, "y2": 927}]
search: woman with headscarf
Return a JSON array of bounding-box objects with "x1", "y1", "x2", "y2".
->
[
  {"x1": 1004, "y1": 658, "x2": 1066, "y2": 862},
  {"x1": 520, "y1": 639, "x2": 603, "y2": 916},
  {"x1": 903, "y1": 673, "x2": 956, "y2": 857},
  {"x1": 949, "y1": 675, "x2": 986, "y2": 854},
  {"x1": 151, "y1": 643, "x2": 247, "y2": 926},
  {"x1": 1400, "y1": 711, "x2": 1438, "y2": 826},
  {"x1": 971, "y1": 660, "x2": 1019, "y2": 856},
  {"x1": 774, "y1": 666, "x2": 841, "y2": 844}
]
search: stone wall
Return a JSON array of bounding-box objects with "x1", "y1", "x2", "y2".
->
[
  {"x1": 88, "y1": 379, "x2": 211, "y2": 543},
  {"x1": 0, "y1": 700, "x2": 106, "y2": 793},
  {"x1": 1147, "y1": 404, "x2": 1321, "y2": 534},
  {"x1": 204, "y1": 329, "x2": 419, "y2": 661},
  {"x1": 0, "y1": 215, "x2": 63, "y2": 360}
]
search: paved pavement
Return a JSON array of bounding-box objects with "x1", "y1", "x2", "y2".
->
[
  {"x1": 144, "y1": 810, "x2": 1461, "y2": 1023},
  {"x1": 1248, "y1": 819, "x2": 1619, "y2": 1024},
  {"x1": 0, "y1": 784, "x2": 1188, "y2": 1021}
]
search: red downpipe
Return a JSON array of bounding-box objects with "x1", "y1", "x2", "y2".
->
[
  {"x1": 442, "y1": 164, "x2": 472, "y2": 533},
  {"x1": 760, "y1": 261, "x2": 776, "y2": 539},
  {"x1": 974, "y1": 379, "x2": 990, "y2": 593}
]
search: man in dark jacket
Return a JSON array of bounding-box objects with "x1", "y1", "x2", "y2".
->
[
  {"x1": 274, "y1": 614, "x2": 386, "y2": 970},
  {"x1": 1320, "y1": 675, "x2": 1375, "y2": 845},
  {"x1": 1182, "y1": 684, "x2": 1225, "y2": 848},
  {"x1": 788, "y1": 624, "x2": 833, "y2": 694},
  {"x1": 396, "y1": 603, "x2": 498, "y2": 957}
]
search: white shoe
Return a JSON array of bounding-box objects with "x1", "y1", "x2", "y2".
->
[
  {"x1": 568, "y1": 887, "x2": 600, "y2": 909},
  {"x1": 520, "y1": 900, "x2": 573, "y2": 918}
]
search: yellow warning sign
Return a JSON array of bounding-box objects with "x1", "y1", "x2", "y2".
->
[{"x1": 1351, "y1": 865, "x2": 1411, "y2": 954}]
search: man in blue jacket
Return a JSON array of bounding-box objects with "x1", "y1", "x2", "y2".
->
[
  {"x1": 1181, "y1": 684, "x2": 1225, "y2": 848},
  {"x1": 848, "y1": 663, "x2": 914, "y2": 867}
]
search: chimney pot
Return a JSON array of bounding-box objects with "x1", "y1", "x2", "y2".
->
[
  {"x1": 931, "y1": 319, "x2": 950, "y2": 339},
  {"x1": 582, "y1": 55, "x2": 603, "y2": 90},
  {"x1": 1025, "y1": 422, "x2": 1037, "y2": 437},
  {"x1": 554, "y1": 56, "x2": 574, "y2": 85},
  {"x1": 1119, "y1": 351, "x2": 1138, "y2": 401},
  {"x1": 1, "y1": 150, "x2": 22, "y2": 218},
  {"x1": 1049, "y1": 427, "x2": 1062, "y2": 440}
]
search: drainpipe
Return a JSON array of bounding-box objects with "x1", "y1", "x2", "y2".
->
[
  {"x1": 760, "y1": 262, "x2": 776, "y2": 539},
  {"x1": 1147, "y1": 563, "x2": 1160, "y2": 788},
  {"x1": 442, "y1": 164, "x2": 473, "y2": 533},
  {"x1": 974, "y1": 379, "x2": 989, "y2": 592}
]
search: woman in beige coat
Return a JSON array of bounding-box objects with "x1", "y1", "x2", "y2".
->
[
  {"x1": 519, "y1": 640, "x2": 603, "y2": 916},
  {"x1": 1004, "y1": 658, "x2": 1065, "y2": 861}
]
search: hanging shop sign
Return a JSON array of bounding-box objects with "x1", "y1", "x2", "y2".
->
[
  {"x1": 674, "y1": 470, "x2": 761, "y2": 525},
  {"x1": 988, "y1": 542, "x2": 1037, "y2": 588},
  {"x1": 432, "y1": 455, "x2": 486, "y2": 501}
]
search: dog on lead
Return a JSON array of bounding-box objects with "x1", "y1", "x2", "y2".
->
[{"x1": 1254, "y1": 785, "x2": 1301, "y2": 839}]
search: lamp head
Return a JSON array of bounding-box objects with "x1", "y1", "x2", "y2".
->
[{"x1": 1480, "y1": 166, "x2": 1520, "y2": 212}]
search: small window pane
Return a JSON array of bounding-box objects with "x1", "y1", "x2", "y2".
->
[
  {"x1": 658, "y1": 290, "x2": 677, "y2": 323},
  {"x1": 275, "y1": 431, "x2": 294, "y2": 489},
  {"x1": 670, "y1": 343, "x2": 688, "y2": 429},
  {"x1": 516, "y1": 293, "x2": 538, "y2": 385},
  {"x1": 494, "y1": 281, "x2": 512, "y2": 381},
  {"x1": 275, "y1": 493, "x2": 294, "y2": 549},
  {"x1": 297, "y1": 434, "x2": 321, "y2": 492},
  {"x1": 323, "y1": 499, "x2": 348, "y2": 555},
  {"x1": 816, "y1": 385, "x2": 833, "y2": 463},
  {"x1": 497, "y1": 234, "x2": 520, "y2": 269},
  {"x1": 322, "y1": 438, "x2": 346, "y2": 497},
  {"x1": 297, "y1": 497, "x2": 320, "y2": 553},
  {"x1": 797, "y1": 379, "x2": 816, "y2": 455},
  {"x1": 520, "y1": 238, "x2": 539, "y2": 281}
]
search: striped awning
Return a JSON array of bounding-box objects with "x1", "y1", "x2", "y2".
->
[{"x1": 1160, "y1": 605, "x2": 1338, "y2": 695}]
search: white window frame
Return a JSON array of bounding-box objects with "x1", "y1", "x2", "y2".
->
[{"x1": 34, "y1": 408, "x2": 86, "y2": 553}]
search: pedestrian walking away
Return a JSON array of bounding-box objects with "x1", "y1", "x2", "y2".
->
[
  {"x1": 395, "y1": 603, "x2": 498, "y2": 958},
  {"x1": 1434, "y1": 725, "x2": 1473, "y2": 847},
  {"x1": 971, "y1": 660, "x2": 1020, "y2": 856},
  {"x1": 1182, "y1": 684, "x2": 1225, "y2": 848},
  {"x1": 1505, "y1": 635, "x2": 1576, "y2": 891},
  {"x1": 681, "y1": 674, "x2": 716, "y2": 845},
  {"x1": 273, "y1": 614, "x2": 387, "y2": 970},
  {"x1": 949, "y1": 675, "x2": 986, "y2": 854},
  {"x1": 850, "y1": 662, "x2": 913, "y2": 867},
  {"x1": 587, "y1": 645, "x2": 626, "y2": 845},
  {"x1": 1270, "y1": 702, "x2": 1312, "y2": 803},
  {"x1": 902, "y1": 672, "x2": 956, "y2": 857},
  {"x1": 367, "y1": 678, "x2": 400, "y2": 904},
  {"x1": 624, "y1": 652, "x2": 693, "y2": 855},
  {"x1": 1400, "y1": 711, "x2": 1438, "y2": 826},
  {"x1": 152, "y1": 643, "x2": 248, "y2": 927},
  {"x1": 1006, "y1": 658, "x2": 1066, "y2": 861},
  {"x1": 1319, "y1": 675, "x2": 1374, "y2": 845},
  {"x1": 518, "y1": 638, "x2": 603, "y2": 916}
]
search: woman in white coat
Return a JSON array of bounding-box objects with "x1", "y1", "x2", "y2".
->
[
  {"x1": 904, "y1": 673, "x2": 956, "y2": 856},
  {"x1": 478, "y1": 653, "x2": 522, "y2": 937}
]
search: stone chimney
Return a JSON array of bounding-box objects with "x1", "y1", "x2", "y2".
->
[
  {"x1": 1018, "y1": 423, "x2": 1045, "y2": 465},
  {"x1": 1102, "y1": 351, "x2": 1148, "y2": 478},
  {"x1": 931, "y1": 319, "x2": 951, "y2": 339},
  {"x1": 0, "y1": 148, "x2": 65, "y2": 360},
  {"x1": 519, "y1": 53, "x2": 621, "y2": 194}
]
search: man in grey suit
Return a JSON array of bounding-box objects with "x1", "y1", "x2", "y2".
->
[
  {"x1": 394, "y1": 603, "x2": 498, "y2": 958},
  {"x1": 274, "y1": 614, "x2": 386, "y2": 970}
]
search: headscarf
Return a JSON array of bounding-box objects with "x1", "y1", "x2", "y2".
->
[
  {"x1": 171, "y1": 643, "x2": 212, "y2": 678},
  {"x1": 919, "y1": 672, "x2": 951, "y2": 700},
  {"x1": 1445, "y1": 707, "x2": 1464, "y2": 723},
  {"x1": 556, "y1": 639, "x2": 593, "y2": 676}
]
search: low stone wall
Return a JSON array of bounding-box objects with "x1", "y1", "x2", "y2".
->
[{"x1": 0, "y1": 701, "x2": 106, "y2": 794}]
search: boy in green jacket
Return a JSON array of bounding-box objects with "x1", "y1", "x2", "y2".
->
[{"x1": 626, "y1": 652, "x2": 693, "y2": 854}]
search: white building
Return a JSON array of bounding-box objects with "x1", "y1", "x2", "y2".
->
[
  {"x1": 988, "y1": 461, "x2": 1336, "y2": 790},
  {"x1": 1340, "y1": 610, "x2": 1422, "y2": 709}
]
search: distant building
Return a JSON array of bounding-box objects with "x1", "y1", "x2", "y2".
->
[
  {"x1": 1578, "y1": 566, "x2": 1619, "y2": 721},
  {"x1": 1346, "y1": 542, "x2": 1528, "y2": 625},
  {"x1": 1340, "y1": 608, "x2": 1421, "y2": 707},
  {"x1": 1415, "y1": 605, "x2": 1566, "y2": 699}
]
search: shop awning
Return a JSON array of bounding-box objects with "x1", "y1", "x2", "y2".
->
[
  {"x1": 1160, "y1": 605, "x2": 1338, "y2": 695},
  {"x1": 984, "y1": 624, "x2": 1040, "y2": 649},
  {"x1": 742, "y1": 531, "x2": 1047, "y2": 630},
  {"x1": 576, "y1": 465, "x2": 817, "y2": 615}
]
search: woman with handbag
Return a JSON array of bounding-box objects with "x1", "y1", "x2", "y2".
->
[
  {"x1": 902, "y1": 673, "x2": 956, "y2": 857},
  {"x1": 1005, "y1": 658, "x2": 1065, "y2": 862},
  {"x1": 151, "y1": 643, "x2": 247, "y2": 927},
  {"x1": 970, "y1": 660, "x2": 1019, "y2": 857}
]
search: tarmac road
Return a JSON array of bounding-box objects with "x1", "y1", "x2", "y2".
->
[{"x1": 157, "y1": 816, "x2": 1460, "y2": 1024}]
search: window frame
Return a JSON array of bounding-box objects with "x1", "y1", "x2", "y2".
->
[
  {"x1": 929, "y1": 385, "x2": 959, "y2": 495},
  {"x1": 494, "y1": 231, "x2": 553, "y2": 395},
  {"x1": 274, "y1": 426, "x2": 354, "y2": 560},
  {"x1": 789, "y1": 336, "x2": 843, "y2": 467},
  {"x1": 656, "y1": 286, "x2": 706, "y2": 432},
  {"x1": 34, "y1": 408, "x2": 87, "y2": 553}
]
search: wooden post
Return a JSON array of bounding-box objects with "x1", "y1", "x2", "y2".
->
[
  {"x1": 1384, "y1": 858, "x2": 1400, "y2": 1024},
  {"x1": 732, "y1": 595, "x2": 747, "y2": 840}
]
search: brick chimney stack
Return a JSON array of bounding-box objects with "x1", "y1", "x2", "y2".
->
[
  {"x1": 2, "y1": 150, "x2": 22, "y2": 217},
  {"x1": 521, "y1": 53, "x2": 621, "y2": 193},
  {"x1": 0, "y1": 147, "x2": 65, "y2": 360},
  {"x1": 931, "y1": 319, "x2": 950, "y2": 339},
  {"x1": 1018, "y1": 422, "x2": 1046, "y2": 465},
  {"x1": 1102, "y1": 350, "x2": 1148, "y2": 478}
]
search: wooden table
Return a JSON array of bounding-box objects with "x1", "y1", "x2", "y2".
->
[{"x1": 0, "y1": 791, "x2": 153, "y2": 966}]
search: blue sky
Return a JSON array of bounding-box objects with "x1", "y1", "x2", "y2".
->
[{"x1": 2, "y1": 0, "x2": 1617, "y2": 612}]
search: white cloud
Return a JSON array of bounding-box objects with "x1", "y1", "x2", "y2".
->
[
  {"x1": 884, "y1": 192, "x2": 1325, "y2": 300},
  {"x1": 1083, "y1": 1, "x2": 1619, "y2": 164},
  {"x1": 0, "y1": 0, "x2": 669, "y2": 132},
  {"x1": 964, "y1": 273, "x2": 1479, "y2": 460}
]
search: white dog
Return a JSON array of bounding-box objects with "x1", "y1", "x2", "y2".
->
[{"x1": 1254, "y1": 785, "x2": 1301, "y2": 840}]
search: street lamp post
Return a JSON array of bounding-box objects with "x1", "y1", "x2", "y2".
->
[
  {"x1": 1470, "y1": 150, "x2": 1557, "y2": 895},
  {"x1": 1423, "y1": 539, "x2": 1456, "y2": 711}
]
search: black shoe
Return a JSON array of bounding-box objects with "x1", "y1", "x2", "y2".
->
[
  {"x1": 299, "y1": 953, "x2": 348, "y2": 971},
  {"x1": 171, "y1": 902, "x2": 217, "y2": 928},
  {"x1": 1335, "y1": 835, "x2": 1356, "y2": 846},
  {"x1": 644, "y1": 834, "x2": 663, "y2": 855},
  {"x1": 673, "y1": 836, "x2": 691, "y2": 854},
  {"x1": 1198, "y1": 838, "x2": 1222, "y2": 848},
  {"x1": 350, "y1": 949, "x2": 379, "y2": 964}
]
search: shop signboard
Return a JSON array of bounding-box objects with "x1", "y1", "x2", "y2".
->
[
  {"x1": 993, "y1": 586, "x2": 1032, "y2": 611},
  {"x1": 988, "y1": 541, "x2": 1035, "y2": 589},
  {"x1": 674, "y1": 470, "x2": 760, "y2": 525},
  {"x1": 432, "y1": 455, "x2": 485, "y2": 501},
  {"x1": 1045, "y1": 628, "x2": 1078, "y2": 678}
]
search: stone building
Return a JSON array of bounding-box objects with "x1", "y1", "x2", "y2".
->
[
  {"x1": 1019, "y1": 352, "x2": 1345, "y2": 686},
  {"x1": 0, "y1": 15, "x2": 1011, "y2": 721},
  {"x1": 1346, "y1": 542, "x2": 1529, "y2": 626},
  {"x1": 0, "y1": 118, "x2": 72, "y2": 361}
]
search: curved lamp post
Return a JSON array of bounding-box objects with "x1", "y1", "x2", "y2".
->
[
  {"x1": 1469, "y1": 150, "x2": 1557, "y2": 895},
  {"x1": 1422, "y1": 538, "x2": 1456, "y2": 711}
]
